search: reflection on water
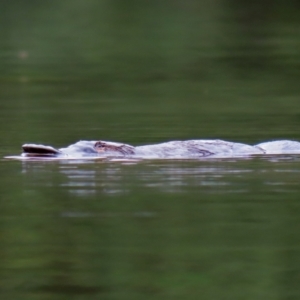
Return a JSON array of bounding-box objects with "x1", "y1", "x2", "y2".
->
[
  {"x1": 20, "y1": 155, "x2": 300, "y2": 197},
  {"x1": 1, "y1": 157, "x2": 300, "y2": 299},
  {"x1": 1, "y1": 157, "x2": 300, "y2": 298}
]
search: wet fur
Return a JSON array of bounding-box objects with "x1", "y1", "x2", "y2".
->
[{"x1": 94, "y1": 141, "x2": 135, "y2": 155}]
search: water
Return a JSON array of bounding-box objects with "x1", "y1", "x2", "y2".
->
[
  {"x1": 2, "y1": 157, "x2": 300, "y2": 299},
  {"x1": 1, "y1": 1, "x2": 300, "y2": 299}
]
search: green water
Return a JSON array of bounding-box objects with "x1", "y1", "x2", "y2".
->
[{"x1": 1, "y1": 1, "x2": 300, "y2": 299}]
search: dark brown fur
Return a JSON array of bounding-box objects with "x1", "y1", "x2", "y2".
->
[{"x1": 94, "y1": 141, "x2": 135, "y2": 155}]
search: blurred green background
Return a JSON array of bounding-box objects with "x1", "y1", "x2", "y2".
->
[{"x1": 1, "y1": 0, "x2": 300, "y2": 150}]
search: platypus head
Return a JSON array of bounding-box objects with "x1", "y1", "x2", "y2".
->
[
  {"x1": 22, "y1": 144, "x2": 62, "y2": 157},
  {"x1": 94, "y1": 141, "x2": 135, "y2": 156}
]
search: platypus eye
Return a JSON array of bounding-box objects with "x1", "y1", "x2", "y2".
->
[{"x1": 94, "y1": 141, "x2": 106, "y2": 149}]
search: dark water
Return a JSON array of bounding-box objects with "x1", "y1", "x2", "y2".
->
[
  {"x1": 2, "y1": 157, "x2": 300, "y2": 300},
  {"x1": 1, "y1": 1, "x2": 300, "y2": 299}
]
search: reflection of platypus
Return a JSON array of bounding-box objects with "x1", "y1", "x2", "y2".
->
[{"x1": 8, "y1": 139, "x2": 300, "y2": 160}]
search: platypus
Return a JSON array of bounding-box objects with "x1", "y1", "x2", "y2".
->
[{"x1": 6, "y1": 139, "x2": 300, "y2": 160}]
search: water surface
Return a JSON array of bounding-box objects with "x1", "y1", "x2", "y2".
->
[{"x1": 1, "y1": 1, "x2": 300, "y2": 299}]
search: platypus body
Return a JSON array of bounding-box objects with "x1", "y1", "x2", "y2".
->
[{"x1": 9, "y1": 139, "x2": 300, "y2": 160}]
